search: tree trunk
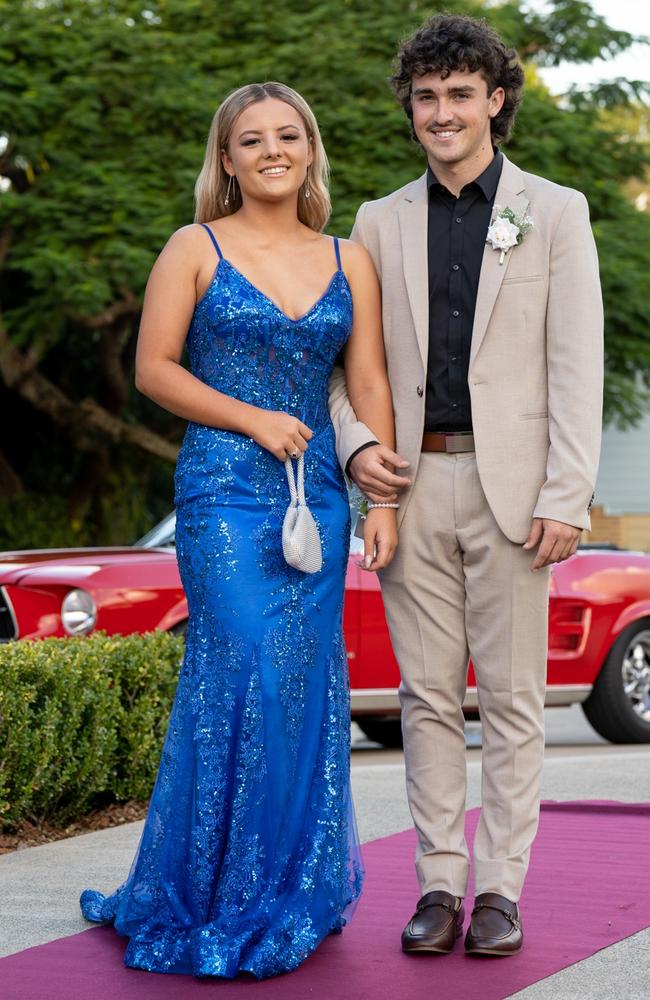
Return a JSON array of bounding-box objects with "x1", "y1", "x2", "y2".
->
[
  {"x1": 97, "y1": 321, "x2": 133, "y2": 414},
  {"x1": 0, "y1": 446, "x2": 23, "y2": 497},
  {"x1": 67, "y1": 447, "x2": 111, "y2": 528},
  {"x1": 0, "y1": 323, "x2": 179, "y2": 464}
]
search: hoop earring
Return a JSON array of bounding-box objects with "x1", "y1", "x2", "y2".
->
[
  {"x1": 304, "y1": 167, "x2": 311, "y2": 199},
  {"x1": 225, "y1": 174, "x2": 235, "y2": 206}
]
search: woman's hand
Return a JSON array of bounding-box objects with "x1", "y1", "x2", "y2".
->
[
  {"x1": 246, "y1": 409, "x2": 313, "y2": 461},
  {"x1": 358, "y1": 507, "x2": 398, "y2": 572}
]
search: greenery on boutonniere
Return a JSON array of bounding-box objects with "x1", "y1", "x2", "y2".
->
[{"x1": 486, "y1": 205, "x2": 534, "y2": 264}]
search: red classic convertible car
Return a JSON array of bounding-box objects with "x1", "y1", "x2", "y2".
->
[{"x1": 1, "y1": 512, "x2": 649, "y2": 745}]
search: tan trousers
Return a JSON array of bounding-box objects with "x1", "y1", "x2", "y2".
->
[{"x1": 380, "y1": 451, "x2": 550, "y2": 902}]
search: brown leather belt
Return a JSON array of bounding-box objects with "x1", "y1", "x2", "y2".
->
[{"x1": 422, "y1": 432, "x2": 475, "y2": 453}]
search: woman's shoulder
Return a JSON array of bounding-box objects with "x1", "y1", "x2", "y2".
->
[
  {"x1": 165, "y1": 222, "x2": 214, "y2": 249},
  {"x1": 156, "y1": 223, "x2": 223, "y2": 270},
  {"x1": 334, "y1": 236, "x2": 375, "y2": 273}
]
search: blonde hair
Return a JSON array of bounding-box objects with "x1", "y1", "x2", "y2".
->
[{"x1": 194, "y1": 82, "x2": 331, "y2": 232}]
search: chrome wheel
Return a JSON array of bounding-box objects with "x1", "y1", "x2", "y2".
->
[{"x1": 621, "y1": 629, "x2": 650, "y2": 723}]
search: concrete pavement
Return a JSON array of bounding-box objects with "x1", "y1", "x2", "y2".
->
[{"x1": 1, "y1": 708, "x2": 650, "y2": 999}]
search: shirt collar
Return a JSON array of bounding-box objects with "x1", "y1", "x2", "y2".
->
[{"x1": 427, "y1": 148, "x2": 503, "y2": 201}]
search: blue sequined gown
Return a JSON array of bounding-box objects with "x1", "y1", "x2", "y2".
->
[{"x1": 79, "y1": 228, "x2": 363, "y2": 979}]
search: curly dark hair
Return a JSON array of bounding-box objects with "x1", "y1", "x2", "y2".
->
[{"x1": 391, "y1": 13, "x2": 524, "y2": 145}]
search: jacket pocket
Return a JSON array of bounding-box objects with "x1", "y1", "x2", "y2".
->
[{"x1": 501, "y1": 274, "x2": 545, "y2": 286}]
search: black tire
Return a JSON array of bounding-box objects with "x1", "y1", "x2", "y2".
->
[
  {"x1": 582, "y1": 618, "x2": 650, "y2": 743},
  {"x1": 355, "y1": 717, "x2": 403, "y2": 748},
  {"x1": 170, "y1": 619, "x2": 188, "y2": 638}
]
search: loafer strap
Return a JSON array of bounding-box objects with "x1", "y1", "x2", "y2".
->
[
  {"x1": 471, "y1": 902, "x2": 521, "y2": 931},
  {"x1": 416, "y1": 890, "x2": 461, "y2": 916}
]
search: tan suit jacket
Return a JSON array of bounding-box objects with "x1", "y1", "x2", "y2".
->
[{"x1": 329, "y1": 155, "x2": 604, "y2": 543}]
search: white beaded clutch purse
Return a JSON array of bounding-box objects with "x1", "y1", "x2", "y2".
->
[{"x1": 282, "y1": 455, "x2": 322, "y2": 574}]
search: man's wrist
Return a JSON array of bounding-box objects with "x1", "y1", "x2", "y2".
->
[{"x1": 345, "y1": 440, "x2": 380, "y2": 478}]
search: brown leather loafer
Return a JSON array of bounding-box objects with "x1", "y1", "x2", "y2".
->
[
  {"x1": 464, "y1": 892, "x2": 523, "y2": 956},
  {"x1": 402, "y1": 890, "x2": 465, "y2": 954}
]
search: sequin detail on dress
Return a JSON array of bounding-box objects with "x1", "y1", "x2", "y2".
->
[{"x1": 79, "y1": 232, "x2": 363, "y2": 979}]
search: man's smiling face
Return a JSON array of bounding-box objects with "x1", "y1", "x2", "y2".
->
[{"x1": 410, "y1": 68, "x2": 504, "y2": 174}]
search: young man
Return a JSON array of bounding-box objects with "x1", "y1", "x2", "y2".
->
[{"x1": 330, "y1": 14, "x2": 603, "y2": 956}]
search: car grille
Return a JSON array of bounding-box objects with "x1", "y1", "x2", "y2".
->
[{"x1": 0, "y1": 587, "x2": 17, "y2": 640}]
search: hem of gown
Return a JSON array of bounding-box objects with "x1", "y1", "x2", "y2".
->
[{"x1": 79, "y1": 885, "x2": 361, "y2": 980}]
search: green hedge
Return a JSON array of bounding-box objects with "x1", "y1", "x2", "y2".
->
[{"x1": 0, "y1": 631, "x2": 184, "y2": 828}]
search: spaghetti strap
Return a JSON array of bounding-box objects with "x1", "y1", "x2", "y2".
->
[
  {"x1": 200, "y1": 223, "x2": 223, "y2": 260},
  {"x1": 333, "y1": 236, "x2": 342, "y2": 271}
]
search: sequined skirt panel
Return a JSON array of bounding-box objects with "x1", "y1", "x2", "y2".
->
[{"x1": 79, "y1": 420, "x2": 363, "y2": 978}]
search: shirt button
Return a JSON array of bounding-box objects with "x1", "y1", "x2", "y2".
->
[
  {"x1": 452, "y1": 264, "x2": 460, "y2": 271},
  {"x1": 451, "y1": 402, "x2": 458, "y2": 409},
  {"x1": 452, "y1": 310, "x2": 460, "y2": 317},
  {"x1": 451, "y1": 355, "x2": 459, "y2": 362},
  {"x1": 455, "y1": 217, "x2": 463, "y2": 223},
  {"x1": 416, "y1": 385, "x2": 423, "y2": 397}
]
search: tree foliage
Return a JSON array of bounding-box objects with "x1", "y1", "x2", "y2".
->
[{"x1": 1, "y1": 0, "x2": 649, "y2": 543}]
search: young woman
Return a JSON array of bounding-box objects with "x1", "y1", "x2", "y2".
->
[{"x1": 79, "y1": 82, "x2": 397, "y2": 979}]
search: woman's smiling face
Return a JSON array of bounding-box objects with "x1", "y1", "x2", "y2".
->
[{"x1": 222, "y1": 97, "x2": 313, "y2": 205}]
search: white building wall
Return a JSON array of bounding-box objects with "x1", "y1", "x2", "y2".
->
[{"x1": 595, "y1": 412, "x2": 650, "y2": 515}]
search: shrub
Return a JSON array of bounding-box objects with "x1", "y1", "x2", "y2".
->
[
  {"x1": 0, "y1": 631, "x2": 183, "y2": 827},
  {"x1": 0, "y1": 493, "x2": 93, "y2": 551}
]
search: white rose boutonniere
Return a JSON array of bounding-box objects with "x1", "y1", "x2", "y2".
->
[{"x1": 486, "y1": 205, "x2": 533, "y2": 264}]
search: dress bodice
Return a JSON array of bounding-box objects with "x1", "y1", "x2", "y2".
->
[{"x1": 186, "y1": 229, "x2": 352, "y2": 435}]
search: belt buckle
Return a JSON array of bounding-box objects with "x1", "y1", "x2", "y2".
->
[{"x1": 445, "y1": 434, "x2": 473, "y2": 454}]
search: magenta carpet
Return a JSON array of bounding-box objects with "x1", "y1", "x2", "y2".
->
[{"x1": 3, "y1": 801, "x2": 650, "y2": 1000}]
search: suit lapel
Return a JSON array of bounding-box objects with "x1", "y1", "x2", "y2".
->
[
  {"x1": 398, "y1": 174, "x2": 429, "y2": 368},
  {"x1": 470, "y1": 156, "x2": 529, "y2": 367}
]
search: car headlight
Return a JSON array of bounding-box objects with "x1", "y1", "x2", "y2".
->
[{"x1": 61, "y1": 589, "x2": 97, "y2": 636}]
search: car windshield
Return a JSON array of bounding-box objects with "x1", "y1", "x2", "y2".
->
[{"x1": 135, "y1": 512, "x2": 176, "y2": 549}]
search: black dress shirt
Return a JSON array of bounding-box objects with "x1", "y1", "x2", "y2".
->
[{"x1": 425, "y1": 150, "x2": 503, "y2": 432}]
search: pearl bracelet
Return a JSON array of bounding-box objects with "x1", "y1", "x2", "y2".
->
[{"x1": 358, "y1": 498, "x2": 399, "y2": 519}]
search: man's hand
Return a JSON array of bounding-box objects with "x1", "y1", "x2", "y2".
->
[
  {"x1": 523, "y1": 518, "x2": 581, "y2": 571},
  {"x1": 349, "y1": 444, "x2": 411, "y2": 502}
]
